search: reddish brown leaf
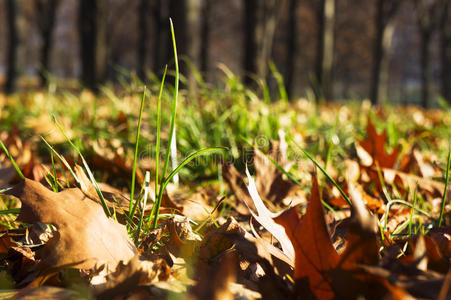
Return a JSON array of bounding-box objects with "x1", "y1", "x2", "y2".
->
[
  {"x1": 274, "y1": 175, "x2": 339, "y2": 299},
  {"x1": 275, "y1": 174, "x2": 403, "y2": 299},
  {"x1": 358, "y1": 117, "x2": 399, "y2": 169}
]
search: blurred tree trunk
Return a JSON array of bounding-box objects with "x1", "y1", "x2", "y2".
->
[
  {"x1": 286, "y1": 0, "x2": 299, "y2": 99},
  {"x1": 35, "y1": 0, "x2": 59, "y2": 87},
  {"x1": 152, "y1": 0, "x2": 169, "y2": 73},
  {"x1": 314, "y1": 0, "x2": 335, "y2": 102},
  {"x1": 415, "y1": 0, "x2": 444, "y2": 108},
  {"x1": 200, "y1": 0, "x2": 212, "y2": 75},
  {"x1": 5, "y1": 0, "x2": 18, "y2": 94},
  {"x1": 440, "y1": 1, "x2": 451, "y2": 104},
  {"x1": 243, "y1": 0, "x2": 282, "y2": 89},
  {"x1": 78, "y1": 0, "x2": 107, "y2": 91},
  {"x1": 370, "y1": 0, "x2": 401, "y2": 105},
  {"x1": 169, "y1": 0, "x2": 202, "y2": 91},
  {"x1": 137, "y1": 0, "x2": 148, "y2": 81}
]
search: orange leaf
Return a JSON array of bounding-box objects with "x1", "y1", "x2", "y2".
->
[
  {"x1": 358, "y1": 117, "x2": 399, "y2": 169},
  {"x1": 274, "y1": 174, "x2": 339, "y2": 299}
]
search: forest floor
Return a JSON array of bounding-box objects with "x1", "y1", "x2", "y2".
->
[{"x1": 0, "y1": 81, "x2": 450, "y2": 299}]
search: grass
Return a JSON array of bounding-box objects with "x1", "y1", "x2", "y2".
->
[{"x1": 0, "y1": 23, "x2": 450, "y2": 245}]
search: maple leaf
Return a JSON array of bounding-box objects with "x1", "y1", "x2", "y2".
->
[
  {"x1": 3, "y1": 179, "x2": 137, "y2": 271},
  {"x1": 357, "y1": 117, "x2": 399, "y2": 169},
  {"x1": 274, "y1": 174, "x2": 406, "y2": 299}
]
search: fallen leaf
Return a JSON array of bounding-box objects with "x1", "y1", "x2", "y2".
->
[
  {"x1": 3, "y1": 179, "x2": 137, "y2": 271},
  {"x1": 244, "y1": 168, "x2": 295, "y2": 261},
  {"x1": 274, "y1": 175, "x2": 339, "y2": 299},
  {"x1": 358, "y1": 117, "x2": 399, "y2": 169},
  {"x1": 94, "y1": 254, "x2": 170, "y2": 299},
  {"x1": 254, "y1": 131, "x2": 298, "y2": 204},
  {"x1": 274, "y1": 173, "x2": 405, "y2": 299},
  {"x1": 187, "y1": 251, "x2": 237, "y2": 300}
]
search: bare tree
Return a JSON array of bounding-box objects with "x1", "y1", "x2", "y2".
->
[
  {"x1": 137, "y1": 0, "x2": 148, "y2": 81},
  {"x1": 414, "y1": 0, "x2": 445, "y2": 108},
  {"x1": 243, "y1": 0, "x2": 282, "y2": 89},
  {"x1": 35, "y1": 0, "x2": 59, "y2": 87},
  {"x1": 169, "y1": 0, "x2": 202, "y2": 90},
  {"x1": 440, "y1": 0, "x2": 451, "y2": 104},
  {"x1": 370, "y1": 0, "x2": 402, "y2": 105},
  {"x1": 285, "y1": 0, "x2": 300, "y2": 99},
  {"x1": 201, "y1": 0, "x2": 212, "y2": 75},
  {"x1": 5, "y1": 0, "x2": 18, "y2": 94},
  {"x1": 313, "y1": 0, "x2": 335, "y2": 102},
  {"x1": 78, "y1": 0, "x2": 107, "y2": 90}
]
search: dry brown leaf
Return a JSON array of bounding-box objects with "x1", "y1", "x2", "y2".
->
[
  {"x1": 187, "y1": 251, "x2": 238, "y2": 300},
  {"x1": 14, "y1": 286, "x2": 81, "y2": 300},
  {"x1": 3, "y1": 179, "x2": 136, "y2": 270},
  {"x1": 74, "y1": 165, "x2": 131, "y2": 214},
  {"x1": 0, "y1": 162, "x2": 16, "y2": 189},
  {"x1": 244, "y1": 168, "x2": 295, "y2": 261},
  {"x1": 254, "y1": 132, "x2": 298, "y2": 204},
  {"x1": 94, "y1": 254, "x2": 170, "y2": 299},
  {"x1": 382, "y1": 167, "x2": 445, "y2": 195}
]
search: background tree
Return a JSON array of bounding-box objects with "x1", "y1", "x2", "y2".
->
[
  {"x1": 440, "y1": 0, "x2": 451, "y2": 104},
  {"x1": 78, "y1": 0, "x2": 107, "y2": 90},
  {"x1": 313, "y1": 0, "x2": 335, "y2": 102},
  {"x1": 243, "y1": 0, "x2": 282, "y2": 89},
  {"x1": 168, "y1": 0, "x2": 202, "y2": 91},
  {"x1": 285, "y1": 0, "x2": 300, "y2": 99},
  {"x1": 370, "y1": 0, "x2": 402, "y2": 105},
  {"x1": 5, "y1": 0, "x2": 18, "y2": 94},
  {"x1": 35, "y1": 0, "x2": 59, "y2": 87},
  {"x1": 414, "y1": 0, "x2": 444, "y2": 108},
  {"x1": 201, "y1": 0, "x2": 212, "y2": 75},
  {"x1": 137, "y1": 0, "x2": 148, "y2": 81},
  {"x1": 152, "y1": 0, "x2": 169, "y2": 74}
]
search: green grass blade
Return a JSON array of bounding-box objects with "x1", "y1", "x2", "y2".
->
[
  {"x1": 269, "y1": 61, "x2": 288, "y2": 103},
  {"x1": 0, "y1": 141, "x2": 25, "y2": 180},
  {"x1": 79, "y1": 156, "x2": 112, "y2": 217},
  {"x1": 129, "y1": 87, "x2": 147, "y2": 217},
  {"x1": 160, "y1": 18, "x2": 179, "y2": 191},
  {"x1": 241, "y1": 136, "x2": 302, "y2": 187},
  {"x1": 40, "y1": 136, "x2": 80, "y2": 184},
  {"x1": 438, "y1": 147, "x2": 451, "y2": 227},
  {"x1": 135, "y1": 171, "x2": 150, "y2": 244},
  {"x1": 0, "y1": 208, "x2": 20, "y2": 215},
  {"x1": 50, "y1": 150, "x2": 59, "y2": 192},
  {"x1": 155, "y1": 66, "x2": 168, "y2": 204},
  {"x1": 150, "y1": 147, "x2": 227, "y2": 228},
  {"x1": 408, "y1": 186, "x2": 417, "y2": 235},
  {"x1": 287, "y1": 135, "x2": 352, "y2": 206},
  {"x1": 52, "y1": 117, "x2": 112, "y2": 217},
  {"x1": 0, "y1": 187, "x2": 13, "y2": 194}
]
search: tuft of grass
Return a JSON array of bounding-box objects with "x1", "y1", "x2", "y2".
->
[
  {"x1": 129, "y1": 87, "x2": 147, "y2": 218},
  {"x1": 135, "y1": 171, "x2": 150, "y2": 244},
  {"x1": 438, "y1": 147, "x2": 451, "y2": 227},
  {"x1": 52, "y1": 116, "x2": 112, "y2": 217},
  {"x1": 154, "y1": 66, "x2": 168, "y2": 210},
  {"x1": 148, "y1": 18, "x2": 180, "y2": 229}
]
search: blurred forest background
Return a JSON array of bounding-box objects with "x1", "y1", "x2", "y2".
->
[{"x1": 0, "y1": 0, "x2": 450, "y2": 107}]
